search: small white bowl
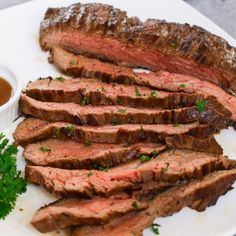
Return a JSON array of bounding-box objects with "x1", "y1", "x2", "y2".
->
[{"x1": 0, "y1": 65, "x2": 21, "y2": 130}]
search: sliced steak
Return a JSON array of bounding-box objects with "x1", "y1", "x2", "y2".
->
[
  {"x1": 40, "y1": 3, "x2": 236, "y2": 92},
  {"x1": 31, "y1": 195, "x2": 148, "y2": 233},
  {"x1": 14, "y1": 118, "x2": 215, "y2": 148},
  {"x1": 25, "y1": 149, "x2": 233, "y2": 197},
  {"x1": 72, "y1": 169, "x2": 236, "y2": 236},
  {"x1": 20, "y1": 94, "x2": 229, "y2": 128},
  {"x1": 23, "y1": 140, "x2": 166, "y2": 169},
  {"x1": 50, "y1": 47, "x2": 236, "y2": 121},
  {"x1": 25, "y1": 77, "x2": 203, "y2": 109},
  {"x1": 31, "y1": 180, "x2": 174, "y2": 233}
]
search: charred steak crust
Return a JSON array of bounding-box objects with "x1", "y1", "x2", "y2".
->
[
  {"x1": 13, "y1": 118, "x2": 215, "y2": 148},
  {"x1": 49, "y1": 47, "x2": 236, "y2": 121},
  {"x1": 40, "y1": 3, "x2": 236, "y2": 92},
  {"x1": 23, "y1": 140, "x2": 166, "y2": 169},
  {"x1": 25, "y1": 149, "x2": 234, "y2": 197},
  {"x1": 25, "y1": 77, "x2": 204, "y2": 109},
  {"x1": 72, "y1": 169, "x2": 236, "y2": 236},
  {"x1": 20, "y1": 94, "x2": 230, "y2": 129}
]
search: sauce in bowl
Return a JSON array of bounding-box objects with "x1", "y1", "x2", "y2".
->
[{"x1": 0, "y1": 77, "x2": 12, "y2": 106}]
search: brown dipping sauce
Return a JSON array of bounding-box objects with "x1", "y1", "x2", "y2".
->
[{"x1": 0, "y1": 77, "x2": 12, "y2": 106}]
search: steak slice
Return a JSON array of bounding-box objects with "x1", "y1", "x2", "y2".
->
[
  {"x1": 72, "y1": 169, "x2": 236, "y2": 236},
  {"x1": 25, "y1": 77, "x2": 203, "y2": 109},
  {"x1": 23, "y1": 140, "x2": 166, "y2": 169},
  {"x1": 50, "y1": 47, "x2": 236, "y2": 121},
  {"x1": 25, "y1": 149, "x2": 233, "y2": 197},
  {"x1": 14, "y1": 118, "x2": 216, "y2": 149},
  {"x1": 40, "y1": 3, "x2": 236, "y2": 92},
  {"x1": 31, "y1": 195, "x2": 148, "y2": 233},
  {"x1": 20, "y1": 94, "x2": 229, "y2": 128}
]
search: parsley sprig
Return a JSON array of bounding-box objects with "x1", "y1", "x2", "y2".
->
[{"x1": 0, "y1": 133, "x2": 27, "y2": 219}]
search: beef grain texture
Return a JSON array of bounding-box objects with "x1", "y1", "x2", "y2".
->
[
  {"x1": 20, "y1": 94, "x2": 229, "y2": 128},
  {"x1": 72, "y1": 169, "x2": 236, "y2": 236},
  {"x1": 40, "y1": 3, "x2": 236, "y2": 93},
  {"x1": 31, "y1": 195, "x2": 148, "y2": 233},
  {"x1": 25, "y1": 77, "x2": 203, "y2": 109},
  {"x1": 25, "y1": 149, "x2": 233, "y2": 197},
  {"x1": 14, "y1": 118, "x2": 218, "y2": 152},
  {"x1": 50, "y1": 47, "x2": 236, "y2": 121},
  {"x1": 23, "y1": 139, "x2": 166, "y2": 169}
]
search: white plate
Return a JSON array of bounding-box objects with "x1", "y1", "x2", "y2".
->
[{"x1": 0, "y1": 0, "x2": 236, "y2": 235}]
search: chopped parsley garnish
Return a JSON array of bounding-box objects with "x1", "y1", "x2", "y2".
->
[
  {"x1": 196, "y1": 99, "x2": 207, "y2": 112},
  {"x1": 101, "y1": 86, "x2": 106, "y2": 92},
  {"x1": 124, "y1": 78, "x2": 130, "y2": 86},
  {"x1": 55, "y1": 76, "x2": 65, "y2": 82},
  {"x1": 172, "y1": 123, "x2": 179, "y2": 127},
  {"x1": 117, "y1": 108, "x2": 127, "y2": 113},
  {"x1": 132, "y1": 201, "x2": 139, "y2": 209},
  {"x1": 139, "y1": 155, "x2": 151, "y2": 162},
  {"x1": 116, "y1": 98, "x2": 123, "y2": 105},
  {"x1": 84, "y1": 140, "x2": 93, "y2": 147},
  {"x1": 151, "y1": 223, "x2": 161, "y2": 235},
  {"x1": 112, "y1": 118, "x2": 121, "y2": 126},
  {"x1": 54, "y1": 127, "x2": 61, "y2": 136},
  {"x1": 135, "y1": 86, "x2": 142, "y2": 97},
  {"x1": 66, "y1": 124, "x2": 75, "y2": 132},
  {"x1": 70, "y1": 59, "x2": 78, "y2": 65},
  {"x1": 150, "y1": 91, "x2": 157, "y2": 97},
  {"x1": 39, "y1": 147, "x2": 51, "y2": 153},
  {"x1": 179, "y1": 83, "x2": 187, "y2": 88},
  {"x1": 98, "y1": 166, "x2": 110, "y2": 172},
  {"x1": 80, "y1": 96, "x2": 89, "y2": 106},
  {"x1": 150, "y1": 150, "x2": 158, "y2": 157},
  {"x1": 0, "y1": 133, "x2": 27, "y2": 219},
  {"x1": 87, "y1": 171, "x2": 93, "y2": 177}
]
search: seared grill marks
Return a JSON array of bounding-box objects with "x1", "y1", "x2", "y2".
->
[
  {"x1": 14, "y1": 2, "x2": 236, "y2": 235},
  {"x1": 40, "y1": 3, "x2": 236, "y2": 93}
]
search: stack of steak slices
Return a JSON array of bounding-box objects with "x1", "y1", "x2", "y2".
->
[{"x1": 13, "y1": 2, "x2": 236, "y2": 235}]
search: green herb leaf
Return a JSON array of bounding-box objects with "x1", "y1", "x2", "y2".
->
[
  {"x1": 139, "y1": 155, "x2": 151, "y2": 162},
  {"x1": 150, "y1": 91, "x2": 157, "y2": 97},
  {"x1": 66, "y1": 124, "x2": 75, "y2": 132},
  {"x1": 179, "y1": 83, "x2": 187, "y2": 88},
  {"x1": 150, "y1": 150, "x2": 158, "y2": 157},
  {"x1": 0, "y1": 133, "x2": 27, "y2": 220},
  {"x1": 151, "y1": 223, "x2": 161, "y2": 235},
  {"x1": 54, "y1": 127, "x2": 61, "y2": 136},
  {"x1": 117, "y1": 108, "x2": 127, "y2": 113},
  {"x1": 172, "y1": 123, "x2": 179, "y2": 127},
  {"x1": 55, "y1": 76, "x2": 65, "y2": 82},
  {"x1": 39, "y1": 147, "x2": 51, "y2": 153},
  {"x1": 196, "y1": 99, "x2": 207, "y2": 112},
  {"x1": 84, "y1": 140, "x2": 93, "y2": 147},
  {"x1": 98, "y1": 166, "x2": 110, "y2": 172},
  {"x1": 135, "y1": 86, "x2": 142, "y2": 97},
  {"x1": 87, "y1": 171, "x2": 93, "y2": 177},
  {"x1": 101, "y1": 87, "x2": 106, "y2": 92},
  {"x1": 70, "y1": 59, "x2": 78, "y2": 65},
  {"x1": 132, "y1": 201, "x2": 139, "y2": 209},
  {"x1": 116, "y1": 98, "x2": 123, "y2": 105},
  {"x1": 80, "y1": 96, "x2": 89, "y2": 106},
  {"x1": 112, "y1": 118, "x2": 121, "y2": 126}
]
